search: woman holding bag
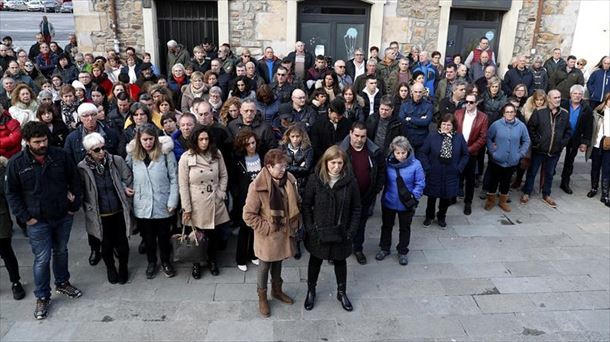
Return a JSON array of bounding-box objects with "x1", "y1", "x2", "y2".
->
[
  {"x1": 302, "y1": 145, "x2": 361, "y2": 312},
  {"x1": 179, "y1": 125, "x2": 230, "y2": 279},
  {"x1": 243, "y1": 149, "x2": 302, "y2": 318},
  {"x1": 375, "y1": 136, "x2": 425, "y2": 266}
]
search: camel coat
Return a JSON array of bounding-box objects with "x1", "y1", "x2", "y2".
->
[
  {"x1": 178, "y1": 150, "x2": 230, "y2": 229},
  {"x1": 243, "y1": 168, "x2": 301, "y2": 262}
]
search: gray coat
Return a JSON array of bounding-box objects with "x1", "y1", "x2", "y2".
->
[
  {"x1": 77, "y1": 154, "x2": 135, "y2": 240},
  {"x1": 126, "y1": 136, "x2": 179, "y2": 219}
]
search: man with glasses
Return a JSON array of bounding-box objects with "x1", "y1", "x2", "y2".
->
[
  {"x1": 454, "y1": 93, "x2": 489, "y2": 215},
  {"x1": 278, "y1": 88, "x2": 316, "y2": 130},
  {"x1": 257, "y1": 47, "x2": 281, "y2": 85},
  {"x1": 334, "y1": 60, "x2": 352, "y2": 90},
  {"x1": 35, "y1": 43, "x2": 58, "y2": 79},
  {"x1": 0, "y1": 44, "x2": 14, "y2": 72},
  {"x1": 5, "y1": 60, "x2": 36, "y2": 91},
  {"x1": 521, "y1": 90, "x2": 572, "y2": 208},
  {"x1": 346, "y1": 48, "x2": 366, "y2": 80},
  {"x1": 271, "y1": 66, "x2": 295, "y2": 104},
  {"x1": 6, "y1": 121, "x2": 83, "y2": 320},
  {"x1": 228, "y1": 99, "x2": 277, "y2": 155},
  {"x1": 437, "y1": 79, "x2": 467, "y2": 119},
  {"x1": 353, "y1": 58, "x2": 385, "y2": 94}
]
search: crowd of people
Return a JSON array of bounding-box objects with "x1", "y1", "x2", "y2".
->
[{"x1": 0, "y1": 31, "x2": 609, "y2": 321}]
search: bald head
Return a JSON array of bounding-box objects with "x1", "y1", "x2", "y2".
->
[{"x1": 292, "y1": 89, "x2": 306, "y2": 108}]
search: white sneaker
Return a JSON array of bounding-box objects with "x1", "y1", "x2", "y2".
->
[
  {"x1": 237, "y1": 265, "x2": 247, "y2": 272},
  {"x1": 251, "y1": 259, "x2": 260, "y2": 266}
]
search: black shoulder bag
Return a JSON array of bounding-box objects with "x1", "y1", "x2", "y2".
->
[
  {"x1": 394, "y1": 168, "x2": 419, "y2": 211},
  {"x1": 317, "y1": 187, "x2": 347, "y2": 244}
]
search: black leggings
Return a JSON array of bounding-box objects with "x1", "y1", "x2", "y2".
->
[
  {"x1": 0, "y1": 237, "x2": 21, "y2": 284},
  {"x1": 101, "y1": 213, "x2": 129, "y2": 267},
  {"x1": 307, "y1": 255, "x2": 347, "y2": 286},
  {"x1": 137, "y1": 217, "x2": 172, "y2": 264}
]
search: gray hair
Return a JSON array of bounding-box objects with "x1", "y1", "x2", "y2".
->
[
  {"x1": 532, "y1": 55, "x2": 544, "y2": 64},
  {"x1": 209, "y1": 86, "x2": 222, "y2": 96},
  {"x1": 366, "y1": 58, "x2": 377, "y2": 66},
  {"x1": 453, "y1": 79, "x2": 468, "y2": 90},
  {"x1": 390, "y1": 136, "x2": 412, "y2": 153},
  {"x1": 37, "y1": 90, "x2": 53, "y2": 100},
  {"x1": 82, "y1": 132, "x2": 105, "y2": 151},
  {"x1": 570, "y1": 84, "x2": 585, "y2": 94},
  {"x1": 166, "y1": 40, "x2": 178, "y2": 48},
  {"x1": 171, "y1": 63, "x2": 185, "y2": 72}
]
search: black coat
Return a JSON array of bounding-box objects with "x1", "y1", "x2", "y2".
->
[
  {"x1": 365, "y1": 114, "x2": 405, "y2": 156},
  {"x1": 528, "y1": 107, "x2": 572, "y2": 156},
  {"x1": 310, "y1": 116, "x2": 351, "y2": 161},
  {"x1": 280, "y1": 144, "x2": 313, "y2": 196},
  {"x1": 47, "y1": 120, "x2": 70, "y2": 148},
  {"x1": 560, "y1": 100, "x2": 593, "y2": 147},
  {"x1": 302, "y1": 171, "x2": 361, "y2": 261}
]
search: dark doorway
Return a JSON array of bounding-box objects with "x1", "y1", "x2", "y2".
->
[
  {"x1": 446, "y1": 9, "x2": 503, "y2": 66},
  {"x1": 297, "y1": 0, "x2": 370, "y2": 62},
  {"x1": 156, "y1": 0, "x2": 218, "y2": 74}
]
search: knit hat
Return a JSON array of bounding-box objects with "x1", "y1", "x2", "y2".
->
[
  {"x1": 72, "y1": 80, "x2": 86, "y2": 91},
  {"x1": 77, "y1": 102, "x2": 98, "y2": 116}
]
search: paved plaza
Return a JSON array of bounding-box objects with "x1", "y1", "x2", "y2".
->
[
  {"x1": 0, "y1": 154, "x2": 608, "y2": 341},
  {"x1": 0, "y1": 12, "x2": 74, "y2": 52}
]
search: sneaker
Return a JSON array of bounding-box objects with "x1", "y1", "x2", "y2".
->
[
  {"x1": 542, "y1": 196, "x2": 557, "y2": 208},
  {"x1": 251, "y1": 259, "x2": 260, "y2": 266},
  {"x1": 55, "y1": 281, "x2": 82, "y2": 298},
  {"x1": 423, "y1": 218, "x2": 432, "y2": 227},
  {"x1": 34, "y1": 297, "x2": 51, "y2": 320},
  {"x1": 398, "y1": 254, "x2": 409, "y2": 266},
  {"x1": 146, "y1": 262, "x2": 157, "y2": 279},
  {"x1": 354, "y1": 251, "x2": 367, "y2": 265},
  {"x1": 237, "y1": 264, "x2": 247, "y2": 272},
  {"x1": 375, "y1": 250, "x2": 390, "y2": 261},
  {"x1": 520, "y1": 194, "x2": 529, "y2": 204},
  {"x1": 12, "y1": 282, "x2": 25, "y2": 300},
  {"x1": 161, "y1": 262, "x2": 176, "y2": 278}
]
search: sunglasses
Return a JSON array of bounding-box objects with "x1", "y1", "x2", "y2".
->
[
  {"x1": 91, "y1": 147, "x2": 105, "y2": 153},
  {"x1": 466, "y1": 101, "x2": 476, "y2": 104}
]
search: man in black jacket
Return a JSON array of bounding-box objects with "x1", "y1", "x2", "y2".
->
[
  {"x1": 559, "y1": 85, "x2": 593, "y2": 194},
  {"x1": 5, "y1": 121, "x2": 83, "y2": 320},
  {"x1": 366, "y1": 95, "x2": 404, "y2": 156},
  {"x1": 310, "y1": 98, "x2": 351, "y2": 161},
  {"x1": 339, "y1": 121, "x2": 386, "y2": 264},
  {"x1": 521, "y1": 90, "x2": 572, "y2": 207}
]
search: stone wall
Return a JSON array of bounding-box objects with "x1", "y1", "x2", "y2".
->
[
  {"x1": 73, "y1": 0, "x2": 144, "y2": 57},
  {"x1": 513, "y1": 0, "x2": 580, "y2": 59},
  {"x1": 382, "y1": 0, "x2": 441, "y2": 53},
  {"x1": 228, "y1": 0, "x2": 288, "y2": 58}
]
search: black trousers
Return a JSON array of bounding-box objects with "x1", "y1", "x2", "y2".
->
[
  {"x1": 353, "y1": 197, "x2": 374, "y2": 253},
  {"x1": 0, "y1": 237, "x2": 20, "y2": 283},
  {"x1": 235, "y1": 223, "x2": 256, "y2": 265},
  {"x1": 561, "y1": 144, "x2": 580, "y2": 186},
  {"x1": 425, "y1": 197, "x2": 451, "y2": 220},
  {"x1": 137, "y1": 217, "x2": 172, "y2": 264},
  {"x1": 88, "y1": 234, "x2": 101, "y2": 252},
  {"x1": 379, "y1": 206, "x2": 414, "y2": 255},
  {"x1": 476, "y1": 146, "x2": 486, "y2": 176},
  {"x1": 307, "y1": 255, "x2": 347, "y2": 286},
  {"x1": 591, "y1": 147, "x2": 603, "y2": 190},
  {"x1": 460, "y1": 155, "x2": 477, "y2": 204},
  {"x1": 487, "y1": 162, "x2": 516, "y2": 195},
  {"x1": 100, "y1": 213, "x2": 129, "y2": 268}
]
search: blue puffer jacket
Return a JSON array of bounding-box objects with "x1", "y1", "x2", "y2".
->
[
  {"x1": 382, "y1": 153, "x2": 426, "y2": 212},
  {"x1": 587, "y1": 69, "x2": 610, "y2": 103},
  {"x1": 412, "y1": 62, "x2": 437, "y2": 95},
  {"x1": 171, "y1": 130, "x2": 187, "y2": 162},
  {"x1": 487, "y1": 118, "x2": 531, "y2": 168},
  {"x1": 418, "y1": 131, "x2": 469, "y2": 199},
  {"x1": 399, "y1": 98, "x2": 434, "y2": 150}
]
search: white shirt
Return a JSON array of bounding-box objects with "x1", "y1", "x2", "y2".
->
[
  {"x1": 462, "y1": 109, "x2": 477, "y2": 144},
  {"x1": 353, "y1": 60, "x2": 365, "y2": 79},
  {"x1": 596, "y1": 108, "x2": 610, "y2": 148}
]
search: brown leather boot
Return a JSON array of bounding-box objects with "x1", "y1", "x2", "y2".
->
[
  {"x1": 498, "y1": 194, "x2": 512, "y2": 212},
  {"x1": 257, "y1": 288, "x2": 270, "y2": 317},
  {"x1": 484, "y1": 193, "x2": 497, "y2": 210},
  {"x1": 271, "y1": 279, "x2": 294, "y2": 304}
]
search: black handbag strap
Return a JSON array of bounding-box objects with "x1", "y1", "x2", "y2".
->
[
  {"x1": 393, "y1": 167, "x2": 413, "y2": 198},
  {"x1": 335, "y1": 186, "x2": 347, "y2": 225}
]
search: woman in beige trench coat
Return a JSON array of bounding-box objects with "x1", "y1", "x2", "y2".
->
[
  {"x1": 243, "y1": 149, "x2": 302, "y2": 318},
  {"x1": 179, "y1": 125, "x2": 230, "y2": 279}
]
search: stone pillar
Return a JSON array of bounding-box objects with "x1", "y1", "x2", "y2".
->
[
  {"x1": 143, "y1": 1, "x2": 159, "y2": 65},
  {"x1": 218, "y1": 0, "x2": 230, "y2": 44},
  {"x1": 436, "y1": 0, "x2": 451, "y2": 60},
  {"x1": 286, "y1": 0, "x2": 300, "y2": 51},
  {"x1": 498, "y1": 1, "x2": 523, "y2": 76},
  {"x1": 366, "y1": 0, "x2": 387, "y2": 51}
]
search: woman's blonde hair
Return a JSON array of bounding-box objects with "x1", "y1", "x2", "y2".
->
[
  {"x1": 316, "y1": 145, "x2": 349, "y2": 184},
  {"x1": 132, "y1": 124, "x2": 162, "y2": 161},
  {"x1": 281, "y1": 124, "x2": 311, "y2": 149},
  {"x1": 11, "y1": 83, "x2": 34, "y2": 105},
  {"x1": 219, "y1": 97, "x2": 241, "y2": 126},
  {"x1": 523, "y1": 89, "x2": 547, "y2": 122}
]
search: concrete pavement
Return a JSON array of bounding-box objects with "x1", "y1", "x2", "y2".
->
[
  {"x1": 0, "y1": 12, "x2": 74, "y2": 53},
  {"x1": 0, "y1": 153, "x2": 608, "y2": 341}
]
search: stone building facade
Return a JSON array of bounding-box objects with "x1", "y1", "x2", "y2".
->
[{"x1": 73, "y1": 0, "x2": 608, "y2": 75}]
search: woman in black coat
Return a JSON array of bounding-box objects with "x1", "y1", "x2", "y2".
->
[
  {"x1": 302, "y1": 145, "x2": 361, "y2": 312},
  {"x1": 419, "y1": 113, "x2": 469, "y2": 228}
]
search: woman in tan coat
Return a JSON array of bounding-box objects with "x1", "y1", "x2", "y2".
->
[
  {"x1": 179, "y1": 125, "x2": 230, "y2": 279},
  {"x1": 243, "y1": 149, "x2": 301, "y2": 318}
]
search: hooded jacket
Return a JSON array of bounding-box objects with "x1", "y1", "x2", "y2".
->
[{"x1": 487, "y1": 118, "x2": 531, "y2": 168}]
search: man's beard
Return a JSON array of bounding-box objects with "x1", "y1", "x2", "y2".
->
[{"x1": 29, "y1": 145, "x2": 48, "y2": 156}]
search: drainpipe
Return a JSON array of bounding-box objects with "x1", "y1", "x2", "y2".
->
[
  {"x1": 108, "y1": 0, "x2": 120, "y2": 53},
  {"x1": 531, "y1": 0, "x2": 544, "y2": 55}
]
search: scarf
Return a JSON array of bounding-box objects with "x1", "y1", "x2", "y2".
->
[
  {"x1": 438, "y1": 130, "x2": 453, "y2": 162},
  {"x1": 190, "y1": 84, "x2": 204, "y2": 98},
  {"x1": 85, "y1": 153, "x2": 109, "y2": 176},
  {"x1": 61, "y1": 100, "x2": 79, "y2": 127},
  {"x1": 174, "y1": 75, "x2": 186, "y2": 87},
  {"x1": 267, "y1": 168, "x2": 288, "y2": 232}
]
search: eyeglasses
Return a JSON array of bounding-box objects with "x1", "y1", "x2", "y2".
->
[
  {"x1": 91, "y1": 147, "x2": 105, "y2": 153},
  {"x1": 577, "y1": 63, "x2": 584, "y2": 66},
  {"x1": 25, "y1": 64, "x2": 33, "y2": 68},
  {"x1": 277, "y1": 73, "x2": 287, "y2": 76},
  {"x1": 466, "y1": 101, "x2": 476, "y2": 104}
]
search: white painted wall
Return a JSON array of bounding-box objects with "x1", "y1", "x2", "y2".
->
[{"x1": 571, "y1": 0, "x2": 610, "y2": 75}]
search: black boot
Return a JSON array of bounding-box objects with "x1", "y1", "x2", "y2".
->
[
  {"x1": 118, "y1": 263, "x2": 128, "y2": 284},
  {"x1": 106, "y1": 263, "x2": 118, "y2": 284},
  {"x1": 304, "y1": 282, "x2": 316, "y2": 311},
  {"x1": 336, "y1": 283, "x2": 353, "y2": 311},
  {"x1": 294, "y1": 241, "x2": 302, "y2": 260},
  {"x1": 601, "y1": 179, "x2": 610, "y2": 207}
]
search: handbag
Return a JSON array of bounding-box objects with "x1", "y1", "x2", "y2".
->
[
  {"x1": 603, "y1": 136, "x2": 610, "y2": 151},
  {"x1": 394, "y1": 167, "x2": 419, "y2": 211},
  {"x1": 171, "y1": 223, "x2": 208, "y2": 263},
  {"x1": 316, "y1": 187, "x2": 347, "y2": 244}
]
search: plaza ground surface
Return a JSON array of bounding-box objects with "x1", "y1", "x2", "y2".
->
[
  {"x1": 0, "y1": 153, "x2": 608, "y2": 341},
  {"x1": 0, "y1": 11, "x2": 74, "y2": 53}
]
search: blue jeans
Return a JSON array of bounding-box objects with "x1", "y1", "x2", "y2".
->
[
  {"x1": 27, "y1": 214, "x2": 74, "y2": 299},
  {"x1": 522, "y1": 153, "x2": 560, "y2": 197}
]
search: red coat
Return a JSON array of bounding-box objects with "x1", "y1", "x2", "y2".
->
[
  {"x1": 0, "y1": 113, "x2": 22, "y2": 158},
  {"x1": 455, "y1": 108, "x2": 488, "y2": 156}
]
